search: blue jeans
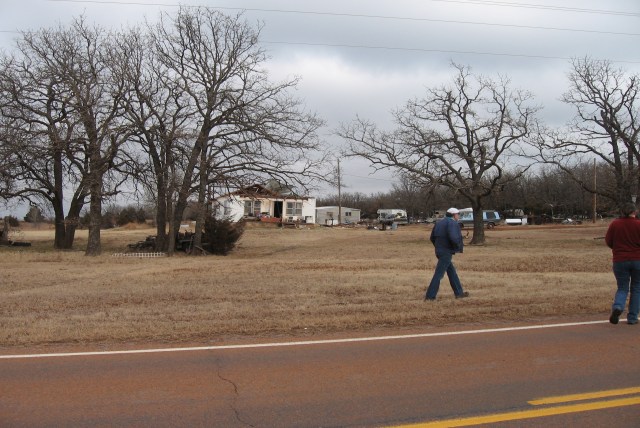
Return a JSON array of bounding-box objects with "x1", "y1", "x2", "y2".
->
[
  {"x1": 426, "y1": 252, "x2": 464, "y2": 299},
  {"x1": 612, "y1": 260, "x2": 640, "y2": 322}
]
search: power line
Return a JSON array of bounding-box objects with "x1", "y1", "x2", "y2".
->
[
  {"x1": 200, "y1": 7, "x2": 640, "y2": 37},
  {"x1": 262, "y1": 40, "x2": 640, "y2": 64},
  {"x1": 343, "y1": 173, "x2": 396, "y2": 183},
  {"x1": 429, "y1": 0, "x2": 639, "y2": 17},
  {"x1": 41, "y1": 1, "x2": 640, "y2": 36},
  {"x1": 2, "y1": 32, "x2": 635, "y2": 65},
  {"x1": 5, "y1": 2, "x2": 639, "y2": 38},
  {"x1": 45, "y1": 0, "x2": 640, "y2": 18},
  {"x1": 2, "y1": 1, "x2": 636, "y2": 64}
]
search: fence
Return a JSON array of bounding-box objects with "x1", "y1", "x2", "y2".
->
[{"x1": 112, "y1": 252, "x2": 167, "y2": 258}]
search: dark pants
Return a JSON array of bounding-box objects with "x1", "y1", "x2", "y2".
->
[
  {"x1": 612, "y1": 260, "x2": 640, "y2": 323},
  {"x1": 426, "y1": 252, "x2": 464, "y2": 299}
]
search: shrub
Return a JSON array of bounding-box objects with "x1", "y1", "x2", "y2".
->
[
  {"x1": 116, "y1": 208, "x2": 131, "y2": 226},
  {"x1": 79, "y1": 211, "x2": 116, "y2": 229},
  {"x1": 23, "y1": 207, "x2": 45, "y2": 223},
  {"x1": 5, "y1": 215, "x2": 20, "y2": 227},
  {"x1": 116, "y1": 206, "x2": 145, "y2": 226},
  {"x1": 202, "y1": 215, "x2": 246, "y2": 255}
]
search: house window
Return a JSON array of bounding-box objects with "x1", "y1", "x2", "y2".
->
[
  {"x1": 345, "y1": 211, "x2": 352, "y2": 217},
  {"x1": 286, "y1": 201, "x2": 303, "y2": 216},
  {"x1": 244, "y1": 200, "x2": 262, "y2": 217}
]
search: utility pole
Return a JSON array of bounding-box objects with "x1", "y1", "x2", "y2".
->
[
  {"x1": 337, "y1": 158, "x2": 342, "y2": 225},
  {"x1": 592, "y1": 158, "x2": 596, "y2": 223}
]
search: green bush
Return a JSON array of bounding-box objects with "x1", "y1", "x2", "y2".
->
[{"x1": 203, "y1": 216, "x2": 246, "y2": 255}]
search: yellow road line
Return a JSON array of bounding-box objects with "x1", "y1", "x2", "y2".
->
[
  {"x1": 529, "y1": 386, "x2": 640, "y2": 405},
  {"x1": 392, "y1": 396, "x2": 640, "y2": 428}
]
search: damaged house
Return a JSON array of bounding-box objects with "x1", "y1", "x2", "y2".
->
[{"x1": 212, "y1": 184, "x2": 316, "y2": 224}]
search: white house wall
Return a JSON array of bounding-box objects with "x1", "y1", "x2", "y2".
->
[
  {"x1": 214, "y1": 197, "x2": 245, "y2": 222},
  {"x1": 316, "y1": 206, "x2": 361, "y2": 225},
  {"x1": 302, "y1": 198, "x2": 316, "y2": 223},
  {"x1": 215, "y1": 196, "x2": 316, "y2": 223}
]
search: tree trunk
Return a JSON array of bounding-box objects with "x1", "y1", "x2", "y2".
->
[
  {"x1": 53, "y1": 205, "x2": 67, "y2": 249},
  {"x1": 192, "y1": 148, "x2": 207, "y2": 254},
  {"x1": 168, "y1": 133, "x2": 206, "y2": 256},
  {"x1": 154, "y1": 178, "x2": 169, "y2": 252},
  {"x1": 85, "y1": 179, "x2": 103, "y2": 256},
  {"x1": 1, "y1": 217, "x2": 9, "y2": 244},
  {"x1": 52, "y1": 147, "x2": 66, "y2": 249},
  {"x1": 166, "y1": 198, "x2": 177, "y2": 257},
  {"x1": 469, "y1": 204, "x2": 486, "y2": 245},
  {"x1": 62, "y1": 222, "x2": 78, "y2": 249}
]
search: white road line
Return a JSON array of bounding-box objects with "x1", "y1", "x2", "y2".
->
[{"x1": 0, "y1": 320, "x2": 614, "y2": 360}]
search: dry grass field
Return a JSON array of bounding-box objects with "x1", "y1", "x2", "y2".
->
[{"x1": 0, "y1": 220, "x2": 616, "y2": 351}]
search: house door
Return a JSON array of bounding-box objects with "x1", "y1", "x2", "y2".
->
[{"x1": 273, "y1": 201, "x2": 283, "y2": 218}]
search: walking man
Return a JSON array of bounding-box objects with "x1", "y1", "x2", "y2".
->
[
  {"x1": 425, "y1": 207, "x2": 469, "y2": 301},
  {"x1": 605, "y1": 202, "x2": 640, "y2": 325}
]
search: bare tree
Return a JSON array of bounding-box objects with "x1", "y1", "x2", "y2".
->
[
  {"x1": 0, "y1": 26, "x2": 88, "y2": 249},
  {"x1": 145, "y1": 8, "x2": 325, "y2": 254},
  {"x1": 0, "y1": 18, "x2": 131, "y2": 255},
  {"x1": 537, "y1": 58, "x2": 639, "y2": 208},
  {"x1": 113, "y1": 27, "x2": 192, "y2": 252},
  {"x1": 391, "y1": 176, "x2": 430, "y2": 221},
  {"x1": 340, "y1": 64, "x2": 540, "y2": 244}
]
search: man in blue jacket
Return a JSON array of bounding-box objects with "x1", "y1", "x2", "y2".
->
[{"x1": 425, "y1": 207, "x2": 469, "y2": 300}]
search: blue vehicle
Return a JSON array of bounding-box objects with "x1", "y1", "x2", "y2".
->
[{"x1": 458, "y1": 209, "x2": 501, "y2": 229}]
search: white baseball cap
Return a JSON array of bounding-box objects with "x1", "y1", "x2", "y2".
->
[{"x1": 447, "y1": 207, "x2": 459, "y2": 214}]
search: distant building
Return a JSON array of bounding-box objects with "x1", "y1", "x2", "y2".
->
[
  {"x1": 213, "y1": 184, "x2": 316, "y2": 224},
  {"x1": 316, "y1": 206, "x2": 361, "y2": 225}
]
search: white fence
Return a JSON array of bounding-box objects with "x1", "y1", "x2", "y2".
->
[{"x1": 112, "y1": 252, "x2": 167, "y2": 258}]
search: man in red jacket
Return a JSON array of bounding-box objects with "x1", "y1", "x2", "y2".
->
[{"x1": 605, "y1": 202, "x2": 640, "y2": 325}]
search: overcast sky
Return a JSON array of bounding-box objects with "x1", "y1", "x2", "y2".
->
[{"x1": 1, "y1": 0, "x2": 639, "y2": 217}]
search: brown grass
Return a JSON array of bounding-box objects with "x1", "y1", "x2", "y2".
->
[{"x1": 0, "y1": 221, "x2": 615, "y2": 349}]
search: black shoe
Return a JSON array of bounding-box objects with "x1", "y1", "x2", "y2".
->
[
  {"x1": 455, "y1": 291, "x2": 469, "y2": 299},
  {"x1": 610, "y1": 308, "x2": 622, "y2": 324},
  {"x1": 628, "y1": 320, "x2": 638, "y2": 325},
  {"x1": 424, "y1": 296, "x2": 435, "y2": 301}
]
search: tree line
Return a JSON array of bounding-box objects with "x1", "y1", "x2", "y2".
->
[
  {"x1": 318, "y1": 163, "x2": 608, "y2": 223},
  {"x1": 1, "y1": 7, "x2": 638, "y2": 251},
  {"x1": 0, "y1": 8, "x2": 326, "y2": 255}
]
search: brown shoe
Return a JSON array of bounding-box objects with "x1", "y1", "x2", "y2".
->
[{"x1": 455, "y1": 291, "x2": 469, "y2": 299}]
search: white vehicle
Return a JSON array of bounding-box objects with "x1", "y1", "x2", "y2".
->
[
  {"x1": 505, "y1": 209, "x2": 528, "y2": 225},
  {"x1": 377, "y1": 209, "x2": 408, "y2": 225}
]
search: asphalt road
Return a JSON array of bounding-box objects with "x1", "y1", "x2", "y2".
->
[{"x1": 1, "y1": 319, "x2": 639, "y2": 427}]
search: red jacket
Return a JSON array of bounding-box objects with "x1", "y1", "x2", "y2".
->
[{"x1": 605, "y1": 216, "x2": 640, "y2": 262}]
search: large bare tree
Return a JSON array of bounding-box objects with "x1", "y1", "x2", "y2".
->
[
  {"x1": 0, "y1": 23, "x2": 89, "y2": 249},
  {"x1": 113, "y1": 27, "x2": 191, "y2": 252},
  {"x1": 537, "y1": 58, "x2": 639, "y2": 208},
  {"x1": 140, "y1": 7, "x2": 325, "y2": 254},
  {"x1": 0, "y1": 18, "x2": 131, "y2": 254},
  {"x1": 340, "y1": 64, "x2": 540, "y2": 244}
]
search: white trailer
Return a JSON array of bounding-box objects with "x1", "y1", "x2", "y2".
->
[{"x1": 377, "y1": 209, "x2": 408, "y2": 225}]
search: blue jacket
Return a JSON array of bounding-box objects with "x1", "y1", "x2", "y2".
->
[{"x1": 430, "y1": 216, "x2": 464, "y2": 256}]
